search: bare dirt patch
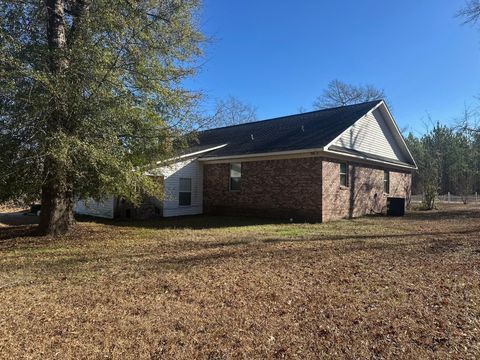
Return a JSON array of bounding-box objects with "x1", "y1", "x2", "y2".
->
[{"x1": 0, "y1": 204, "x2": 479, "y2": 359}]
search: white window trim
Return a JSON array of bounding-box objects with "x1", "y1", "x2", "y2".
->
[
  {"x1": 229, "y1": 163, "x2": 241, "y2": 192},
  {"x1": 179, "y1": 178, "x2": 192, "y2": 207},
  {"x1": 339, "y1": 162, "x2": 349, "y2": 188},
  {"x1": 383, "y1": 170, "x2": 390, "y2": 194}
]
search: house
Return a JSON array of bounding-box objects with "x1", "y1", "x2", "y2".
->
[{"x1": 75, "y1": 100, "x2": 417, "y2": 222}]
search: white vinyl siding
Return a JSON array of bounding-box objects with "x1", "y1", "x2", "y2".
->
[
  {"x1": 153, "y1": 157, "x2": 203, "y2": 217},
  {"x1": 332, "y1": 108, "x2": 408, "y2": 163},
  {"x1": 74, "y1": 197, "x2": 115, "y2": 219}
]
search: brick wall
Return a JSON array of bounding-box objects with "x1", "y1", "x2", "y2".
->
[
  {"x1": 203, "y1": 157, "x2": 323, "y2": 221},
  {"x1": 203, "y1": 156, "x2": 412, "y2": 223},
  {"x1": 322, "y1": 159, "x2": 412, "y2": 222}
]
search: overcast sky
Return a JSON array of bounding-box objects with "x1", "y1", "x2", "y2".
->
[{"x1": 184, "y1": 0, "x2": 480, "y2": 134}]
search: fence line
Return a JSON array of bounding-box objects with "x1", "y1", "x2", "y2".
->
[{"x1": 411, "y1": 192, "x2": 479, "y2": 203}]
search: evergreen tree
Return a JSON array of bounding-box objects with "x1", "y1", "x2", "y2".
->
[
  {"x1": 406, "y1": 123, "x2": 479, "y2": 207},
  {"x1": 0, "y1": 1, "x2": 203, "y2": 235}
]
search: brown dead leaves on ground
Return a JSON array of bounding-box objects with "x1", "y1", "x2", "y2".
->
[{"x1": 0, "y1": 204, "x2": 479, "y2": 359}]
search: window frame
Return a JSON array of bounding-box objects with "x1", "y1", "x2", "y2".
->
[
  {"x1": 383, "y1": 170, "x2": 390, "y2": 194},
  {"x1": 178, "y1": 177, "x2": 192, "y2": 206},
  {"x1": 229, "y1": 162, "x2": 242, "y2": 192},
  {"x1": 339, "y1": 162, "x2": 349, "y2": 187}
]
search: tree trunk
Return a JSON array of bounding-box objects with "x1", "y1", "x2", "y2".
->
[
  {"x1": 39, "y1": 0, "x2": 74, "y2": 235},
  {"x1": 38, "y1": 169, "x2": 75, "y2": 236},
  {"x1": 46, "y1": 0, "x2": 67, "y2": 72}
]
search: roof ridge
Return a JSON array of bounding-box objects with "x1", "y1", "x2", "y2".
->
[{"x1": 199, "y1": 99, "x2": 383, "y2": 133}]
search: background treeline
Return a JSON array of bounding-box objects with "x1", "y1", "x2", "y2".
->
[{"x1": 405, "y1": 124, "x2": 480, "y2": 202}]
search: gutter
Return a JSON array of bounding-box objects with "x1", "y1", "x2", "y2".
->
[
  {"x1": 199, "y1": 147, "x2": 417, "y2": 171},
  {"x1": 198, "y1": 147, "x2": 326, "y2": 162}
]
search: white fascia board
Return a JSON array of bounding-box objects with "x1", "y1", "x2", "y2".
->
[
  {"x1": 376, "y1": 101, "x2": 418, "y2": 169},
  {"x1": 197, "y1": 147, "x2": 326, "y2": 162},
  {"x1": 199, "y1": 147, "x2": 416, "y2": 171},
  {"x1": 323, "y1": 148, "x2": 417, "y2": 171},
  {"x1": 156, "y1": 144, "x2": 228, "y2": 165}
]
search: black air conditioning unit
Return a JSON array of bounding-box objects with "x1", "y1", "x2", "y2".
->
[{"x1": 387, "y1": 197, "x2": 405, "y2": 216}]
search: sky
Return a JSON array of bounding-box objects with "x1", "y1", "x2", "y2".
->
[{"x1": 185, "y1": 0, "x2": 480, "y2": 135}]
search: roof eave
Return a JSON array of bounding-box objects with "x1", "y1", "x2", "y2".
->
[
  {"x1": 199, "y1": 147, "x2": 417, "y2": 171},
  {"x1": 198, "y1": 147, "x2": 326, "y2": 162},
  {"x1": 156, "y1": 144, "x2": 228, "y2": 165},
  {"x1": 324, "y1": 148, "x2": 417, "y2": 171}
]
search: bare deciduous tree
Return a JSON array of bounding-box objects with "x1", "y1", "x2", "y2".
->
[
  {"x1": 456, "y1": 104, "x2": 480, "y2": 134},
  {"x1": 208, "y1": 96, "x2": 257, "y2": 128},
  {"x1": 457, "y1": 0, "x2": 480, "y2": 24},
  {"x1": 313, "y1": 80, "x2": 385, "y2": 109},
  {"x1": 458, "y1": 2, "x2": 480, "y2": 133}
]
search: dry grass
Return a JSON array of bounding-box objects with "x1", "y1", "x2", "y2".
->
[{"x1": 0, "y1": 204, "x2": 479, "y2": 359}]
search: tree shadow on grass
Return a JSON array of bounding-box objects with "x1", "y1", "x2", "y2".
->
[
  {"x1": 128, "y1": 226, "x2": 480, "y2": 269},
  {"x1": 0, "y1": 215, "x2": 283, "y2": 242},
  {"x1": 3, "y1": 227, "x2": 478, "y2": 280},
  {"x1": 79, "y1": 204, "x2": 480, "y2": 230},
  {"x1": 131, "y1": 234, "x2": 478, "y2": 273},
  {"x1": 249, "y1": 227, "x2": 479, "y2": 246},
  {"x1": 2, "y1": 206, "x2": 479, "y2": 256},
  {"x1": 0, "y1": 225, "x2": 42, "y2": 243},
  {"x1": 2, "y1": 254, "x2": 91, "y2": 275},
  {"x1": 406, "y1": 207, "x2": 480, "y2": 221},
  {"x1": 77, "y1": 214, "x2": 287, "y2": 230}
]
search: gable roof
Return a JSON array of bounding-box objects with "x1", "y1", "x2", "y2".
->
[
  {"x1": 324, "y1": 102, "x2": 416, "y2": 169},
  {"x1": 185, "y1": 100, "x2": 416, "y2": 169}
]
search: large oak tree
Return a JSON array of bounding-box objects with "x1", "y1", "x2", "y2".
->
[{"x1": 0, "y1": 0, "x2": 203, "y2": 235}]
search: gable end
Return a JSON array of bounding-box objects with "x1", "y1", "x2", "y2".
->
[{"x1": 326, "y1": 102, "x2": 416, "y2": 168}]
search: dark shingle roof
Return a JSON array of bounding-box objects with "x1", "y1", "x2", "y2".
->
[{"x1": 191, "y1": 100, "x2": 383, "y2": 159}]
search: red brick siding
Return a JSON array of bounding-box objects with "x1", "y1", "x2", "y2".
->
[
  {"x1": 203, "y1": 156, "x2": 412, "y2": 222},
  {"x1": 203, "y1": 158, "x2": 323, "y2": 221},
  {"x1": 322, "y1": 159, "x2": 412, "y2": 222}
]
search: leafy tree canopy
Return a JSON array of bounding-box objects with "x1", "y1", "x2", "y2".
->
[{"x1": 0, "y1": 0, "x2": 203, "y2": 233}]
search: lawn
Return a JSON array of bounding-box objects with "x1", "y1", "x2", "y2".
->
[{"x1": 0, "y1": 205, "x2": 479, "y2": 359}]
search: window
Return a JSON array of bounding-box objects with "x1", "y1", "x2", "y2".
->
[
  {"x1": 339, "y1": 163, "x2": 348, "y2": 187},
  {"x1": 230, "y1": 163, "x2": 241, "y2": 191},
  {"x1": 384, "y1": 170, "x2": 390, "y2": 194},
  {"x1": 179, "y1": 178, "x2": 192, "y2": 206}
]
